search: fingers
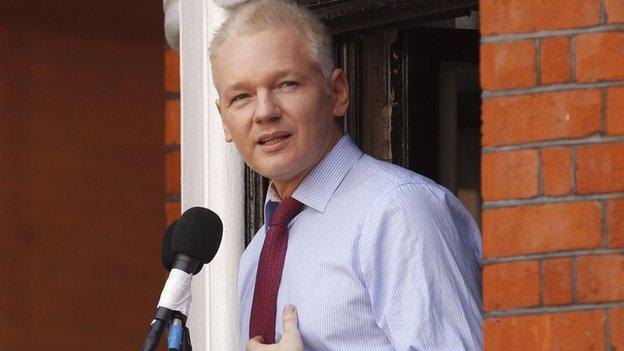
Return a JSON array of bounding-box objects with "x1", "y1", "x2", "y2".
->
[
  {"x1": 281, "y1": 305, "x2": 304, "y2": 350},
  {"x1": 246, "y1": 335, "x2": 269, "y2": 351},
  {"x1": 282, "y1": 304, "x2": 299, "y2": 334},
  {"x1": 247, "y1": 306, "x2": 301, "y2": 351}
]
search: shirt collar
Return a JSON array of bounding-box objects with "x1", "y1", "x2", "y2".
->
[{"x1": 265, "y1": 134, "x2": 363, "y2": 214}]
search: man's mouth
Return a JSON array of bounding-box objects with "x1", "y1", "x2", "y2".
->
[
  {"x1": 261, "y1": 135, "x2": 289, "y2": 145},
  {"x1": 258, "y1": 132, "x2": 292, "y2": 146}
]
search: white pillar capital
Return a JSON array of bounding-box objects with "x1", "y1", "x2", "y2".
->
[{"x1": 163, "y1": 0, "x2": 180, "y2": 51}]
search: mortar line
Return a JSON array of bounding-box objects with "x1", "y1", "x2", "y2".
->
[
  {"x1": 165, "y1": 195, "x2": 181, "y2": 202},
  {"x1": 165, "y1": 145, "x2": 181, "y2": 153},
  {"x1": 483, "y1": 301, "x2": 624, "y2": 318},
  {"x1": 482, "y1": 135, "x2": 624, "y2": 153},
  {"x1": 481, "y1": 24, "x2": 624, "y2": 43},
  {"x1": 166, "y1": 92, "x2": 181, "y2": 100},
  {"x1": 482, "y1": 80, "x2": 624, "y2": 98},
  {"x1": 483, "y1": 192, "x2": 624, "y2": 209},
  {"x1": 482, "y1": 248, "x2": 624, "y2": 265}
]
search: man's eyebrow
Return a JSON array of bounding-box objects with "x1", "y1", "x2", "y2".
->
[
  {"x1": 273, "y1": 70, "x2": 297, "y2": 80},
  {"x1": 223, "y1": 81, "x2": 251, "y2": 95},
  {"x1": 223, "y1": 70, "x2": 301, "y2": 94}
]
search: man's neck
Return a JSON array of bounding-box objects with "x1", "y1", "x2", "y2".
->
[
  {"x1": 272, "y1": 173, "x2": 307, "y2": 200},
  {"x1": 272, "y1": 132, "x2": 343, "y2": 200}
]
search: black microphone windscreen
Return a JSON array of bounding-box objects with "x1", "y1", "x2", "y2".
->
[
  {"x1": 162, "y1": 219, "x2": 204, "y2": 275},
  {"x1": 172, "y1": 207, "x2": 223, "y2": 264},
  {"x1": 161, "y1": 220, "x2": 177, "y2": 271}
]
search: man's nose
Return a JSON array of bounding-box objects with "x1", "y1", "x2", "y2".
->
[{"x1": 253, "y1": 91, "x2": 281, "y2": 124}]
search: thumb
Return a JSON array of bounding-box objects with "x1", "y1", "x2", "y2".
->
[
  {"x1": 282, "y1": 304, "x2": 299, "y2": 334},
  {"x1": 246, "y1": 335, "x2": 269, "y2": 351}
]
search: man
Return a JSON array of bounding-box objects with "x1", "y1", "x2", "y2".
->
[{"x1": 210, "y1": 0, "x2": 483, "y2": 349}]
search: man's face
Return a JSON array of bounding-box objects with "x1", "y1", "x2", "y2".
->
[{"x1": 213, "y1": 27, "x2": 347, "y2": 184}]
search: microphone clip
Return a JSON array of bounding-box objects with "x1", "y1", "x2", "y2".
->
[{"x1": 142, "y1": 307, "x2": 191, "y2": 351}]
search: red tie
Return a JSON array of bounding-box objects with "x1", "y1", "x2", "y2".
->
[{"x1": 249, "y1": 197, "x2": 304, "y2": 343}]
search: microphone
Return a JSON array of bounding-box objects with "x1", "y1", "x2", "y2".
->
[
  {"x1": 161, "y1": 220, "x2": 202, "y2": 275},
  {"x1": 160, "y1": 219, "x2": 197, "y2": 351},
  {"x1": 143, "y1": 207, "x2": 223, "y2": 351}
]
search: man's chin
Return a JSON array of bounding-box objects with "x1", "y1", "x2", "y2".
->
[
  {"x1": 255, "y1": 165, "x2": 300, "y2": 182},
  {"x1": 252, "y1": 159, "x2": 297, "y2": 178},
  {"x1": 257, "y1": 169, "x2": 293, "y2": 181}
]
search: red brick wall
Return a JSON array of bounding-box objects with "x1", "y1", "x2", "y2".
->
[
  {"x1": 165, "y1": 48, "x2": 181, "y2": 224},
  {"x1": 480, "y1": 0, "x2": 624, "y2": 349}
]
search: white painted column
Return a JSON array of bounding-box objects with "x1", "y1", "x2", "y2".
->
[{"x1": 179, "y1": 1, "x2": 244, "y2": 350}]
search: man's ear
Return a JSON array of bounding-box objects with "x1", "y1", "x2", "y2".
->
[
  {"x1": 215, "y1": 99, "x2": 233, "y2": 142},
  {"x1": 329, "y1": 68, "x2": 349, "y2": 118}
]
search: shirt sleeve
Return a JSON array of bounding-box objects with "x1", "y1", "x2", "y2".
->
[{"x1": 357, "y1": 182, "x2": 483, "y2": 350}]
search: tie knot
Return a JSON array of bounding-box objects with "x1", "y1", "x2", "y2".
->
[{"x1": 270, "y1": 197, "x2": 303, "y2": 226}]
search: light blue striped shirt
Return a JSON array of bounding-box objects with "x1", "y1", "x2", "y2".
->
[{"x1": 238, "y1": 135, "x2": 483, "y2": 350}]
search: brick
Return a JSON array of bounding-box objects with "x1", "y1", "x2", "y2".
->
[
  {"x1": 482, "y1": 90, "x2": 601, "y2": 146},
  {"x1": 608, "y1": 200, "x2": 624, "y2": 248},
  {"x1": 166, "y1": 201, "x2": 181, "y2": 225},
  {"x1": 607, "y1": 87, "x2": 624, "y2": 135},
  {"x1": 542, "y1": 147, "x2": 573, "y2": 196},
  {"x1": 481, "y1": 0, "x2": 601, "y2": 36},
  {"x1": 576, "y1": 254, "x2": 624, "y2": 302},
  {"x1": 481, "y1": 41, "x2": 536, "y2": 90},
  {"x1": 484, "y1": 311, "x2": 605, "y2": 351},
  {"x1": 483, "y1": 202, "x2": 601, "y2": 258},
  {"x1": 165, "y1": 151, "x2": 181, "y2": 196},
  {"x1": 576, "y1": 142, "x2": 624, "y2": 194},
  {"x1": 606, "y1": 0, "x2": 624, "y2": 23},
  {"x1": 540, "y1": 36, "x2": 571, "y2": 84},
  {"x1": 612, "y1": 308, "x2": 624, "y2": 350},
  {"x1": 165, "y1": 49, "x2": 180, "y2": 92},
  {"x1": 482, "y1": 150, "x2": 539, "y2": 201},
  {"x1": 483, "y1": 261, "x2": 540, "y2": 311},
  {"x1": 165, "y1": 99, "x2": 180, "y2": 146},
  {"x1": 543, "y1": 258, "x2": 573, "y2": 305},
  {"x1": 576, "y1": 32, "x2": 624, "y2": 82}
]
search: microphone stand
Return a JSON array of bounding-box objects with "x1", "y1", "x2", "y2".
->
[
  {"x1": 181, "y1": 326, "x2": 192, "y2": 351},
  {"x1": 144, "y1": 308, "x2": 191, "y2": 351},
  {"x1": 167, "y1": 312, "x2": 192, "y2": 351}
]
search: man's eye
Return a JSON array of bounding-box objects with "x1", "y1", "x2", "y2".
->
[
  {"x1": 279, "y1": 81, "x2": 298, "y2": 88},
  {"x1": 231, "y1": 94, "x2": 248, "y2": 103}
]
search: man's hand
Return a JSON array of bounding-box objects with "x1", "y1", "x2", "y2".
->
[{"x1": 247, "y1": 305, "x2": 304, "y2": 351}]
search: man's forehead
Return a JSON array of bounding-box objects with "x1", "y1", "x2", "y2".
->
[
  {"x1": 217, "y1": 56, "x2": 318, "y2": 94},
  {"x1": 216, "y1": 27, "x2": 311, "y2": 61},
  {"x1": 212, "y1": 27, "x2": 319, "y2": 93},
  {"x1": 218, "y1": 27, "x2": 306, "y2": 57}
]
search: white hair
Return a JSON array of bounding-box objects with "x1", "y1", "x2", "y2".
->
[{"x1": 209, "y1": 0, "x2": 335, "y2": 85}]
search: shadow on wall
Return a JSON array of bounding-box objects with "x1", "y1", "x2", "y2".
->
[{"x1": 0, "y1": 1, "x2": 167, "y2": 349}]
